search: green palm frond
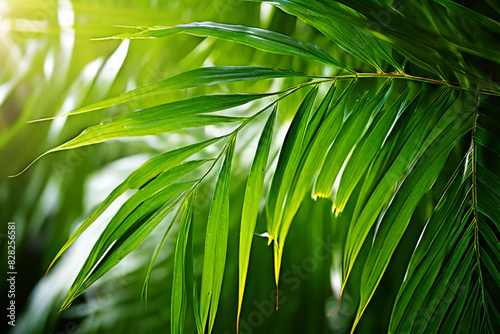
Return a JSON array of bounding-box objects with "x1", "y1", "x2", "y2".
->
[{"x1": 14, "y1": 0, "x2": 499, "y2": 333}]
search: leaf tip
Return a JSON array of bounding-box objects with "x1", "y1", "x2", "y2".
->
[
  {"x1": 45, "y1": 260, "x2": 57, "y2": 275},
  {"x1": 9, "y1": 151, "x2": 51, "y2": 178},
  {"x1": 332, "y1": 206, "x2": 342, "y2": 216},
  {"x1": 59, "y1": 301, "x2": 72, "y2": 313},
  {"x1": 312, "y1": 192, "x2": 329, "y2": 199}
]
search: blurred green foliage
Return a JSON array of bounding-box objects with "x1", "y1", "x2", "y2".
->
[{"x1": 1, "y1": 1, "x2": 499, "y2": 334}]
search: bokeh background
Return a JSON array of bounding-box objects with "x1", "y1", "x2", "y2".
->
[{"x1": 0, "y1": 1, "x2": 342, "y2": 333}]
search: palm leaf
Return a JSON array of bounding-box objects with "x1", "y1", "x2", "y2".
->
[
  {"x1": 237, "y1": 106, "x2": 276, "y2": 329},
  {"x1": 20, "y1": 1, "x2": 499, "y2": 333},
  {"x1": 171, "y1": 192, "x2": 196, "y2": 334},
  {"x1": 389, "y1": 97, "x2": 500, "y2": 333},
  {"x1": 199, "y1": 137, "x2": 235, "y2": 333},
  {"x1": 104, "y1": 21, "x2": 349, "y2": 70},
  {"x1": 32, "y1": 66, "x2": 308, "y2": 121}
]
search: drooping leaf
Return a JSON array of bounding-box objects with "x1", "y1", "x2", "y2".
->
[
  {"x1": 265, "y1": 86, "x2": 317, "y2": 285},
  {"x1": 343, "y1": 88, "x2": 455, "y2": 280},
  {"x1": 267, "y1": 85, "x2": 318, "y2": 240},
  {"x1": 237, "y1": 106, "x2": 276, "y2": 329},
  {"x1": 61, "y1": 179, "x2": 196, "y2": 311},
  {"x1": 47, "y1": 137, "x2": 222, "y2": 273},
  {"x1": 199, "y1": 138, "x2": 235, "y2": 333},
  {"x1": 171, "y1": 192, "x2": 195, "y2": 334},
  {"x1": 270, "y1": 82, "x2": 344, "y2": 292},
  {"x1": 353, "y1": 109, "x2": 472, "y2": 330},
  {"x1": 278, "y1": 80, "x2": 348, "y2": 233},
  {"x1": 388, "y1": 157, "x2": 470, "y2": 333},
  {"x1": 386, "y1": 97, "x2": 500, "y2": 333}
]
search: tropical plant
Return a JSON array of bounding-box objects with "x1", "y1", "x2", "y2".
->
[{"x1": 8, "y1": 0, "x2": 500, "y2": 333}]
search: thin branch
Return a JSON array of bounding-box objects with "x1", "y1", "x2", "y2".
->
[{"x1": 309, "y1": 72, "x2": 500, "y2": 97}]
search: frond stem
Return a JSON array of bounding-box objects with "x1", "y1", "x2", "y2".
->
[
  {"x1": 308, "y1": 72, "x2": 500, "y2": 97},
  {"x1": 470, "y1": 90, "x2": 486, "y2": 307}
]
